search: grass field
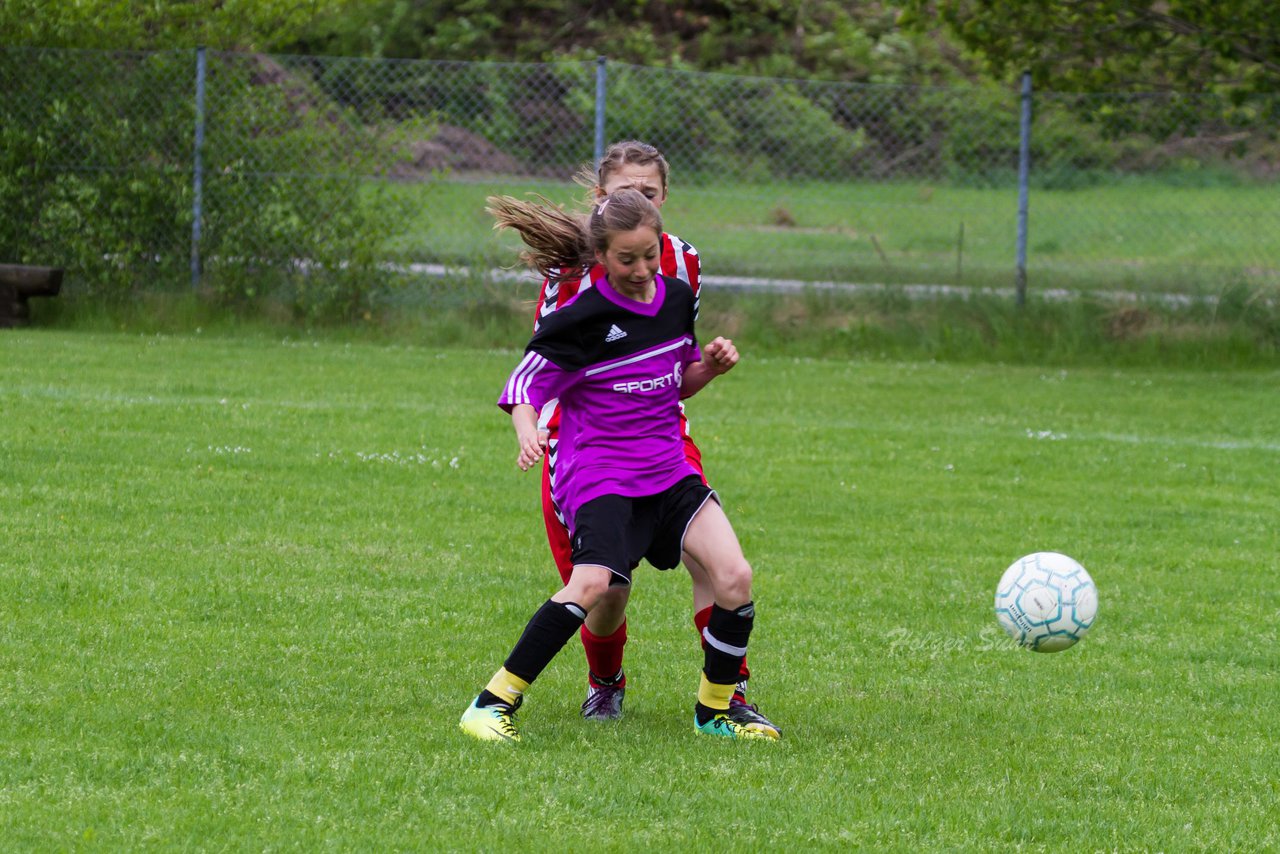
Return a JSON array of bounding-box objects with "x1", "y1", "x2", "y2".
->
[
  {"x1": 2, "y1": 329, "x2": 1278, "y2": 850},
  {"x1": 386, "y1": 177, "x2": 1280, "y2": 294}
]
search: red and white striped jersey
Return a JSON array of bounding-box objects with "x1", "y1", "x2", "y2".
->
[{"x1": 533, "y1": 231, "x2": 700, "y2": 333}]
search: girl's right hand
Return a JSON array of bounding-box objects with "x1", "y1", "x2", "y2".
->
[{"x1": 516, "y1": 430, "x2": 547, "y2": 471}]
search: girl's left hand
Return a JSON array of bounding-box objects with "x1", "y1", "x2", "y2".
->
[{"x1": 702, "y1": 336, "x2": 739, "y2": 375}]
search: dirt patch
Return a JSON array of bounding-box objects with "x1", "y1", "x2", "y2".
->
[
  {"x1": 1105, "y1": 305, "x2": 1150, "y2": 340},
  {"x1": 246, "y1": 55, "x2": 523, "y2": 179},
  {"x1": 388, "y1": 125, "x2": 522, "y2": 180}
]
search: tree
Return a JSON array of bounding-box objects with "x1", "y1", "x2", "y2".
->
[
  {"x1": 899, "y1": 0, "x2": 1280, "y2": 95},
  {"x1": 0, "y1": 0, "x2": 363, "y2": 51},
  {"x1": 290, "y1": 0, "x2": 967, "y2": 85},
  {"x1": 1, "y1": 2, "x2": 409, "y2": 316}
]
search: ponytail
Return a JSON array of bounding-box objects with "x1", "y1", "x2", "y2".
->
[{"x1": 488, "y1": 187, "x2": 662, "y2": 280}]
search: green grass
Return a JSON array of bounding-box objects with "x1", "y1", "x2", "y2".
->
[
  {"x1": 388, "y1": 177, "x2": 1280, "y2": 293},
  {"x1": 33, "y1": 282, "x2": 1280, "y2": 370},
  {"x1": 2, "y1": 329, "x2": 1278, "y2": 850}
]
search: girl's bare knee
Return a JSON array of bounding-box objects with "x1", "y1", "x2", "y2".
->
[
  {"x1": 591, "y1": 585, "x2": 629, "y2": 621},
  {"x1": 578, "y1": 580, "x2": 611, "y2": 610},
  {"x1": 556, "y1": 566, "x2": 614, "y2": 610},
  {"x1": 718, "y1": 559, "x2": 753, "y2": 607},
  {"x1": 599, "y1": 585, "x2": 630, "y2": 607}
]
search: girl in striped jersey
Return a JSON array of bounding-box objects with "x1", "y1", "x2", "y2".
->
[
  {"x1": 530, "y1": 141, "x2": 775, "y2": 736},
  {"x1": 461, "y1": 188, "x2": 777, "y2": 742}
]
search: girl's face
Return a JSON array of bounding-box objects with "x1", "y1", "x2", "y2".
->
[
  {"x1": 597, "y1": 226, "x2": 661, "y2": 294},
  {"x1": 597, "y1": 163, "x2": 668, "y2": 210}
]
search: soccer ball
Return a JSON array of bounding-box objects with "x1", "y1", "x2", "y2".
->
[{"x1": 994, "y1": 552, "x2": 1097, "y2": 652}]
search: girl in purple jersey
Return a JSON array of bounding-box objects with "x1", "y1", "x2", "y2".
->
[{"x1": 460, "y1": 188, "x2": 777, "y2": 742}]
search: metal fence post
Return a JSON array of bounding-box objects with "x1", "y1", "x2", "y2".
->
[
  {"x1": 191, "y1": 46, "x2": 206, "y2": 291},
  {"x1": 1015, "y1": 70, "x2": 1032, "y2": 307},
  {"x1": 594, "y1": 56, "x2": 607, "y2": 167}
]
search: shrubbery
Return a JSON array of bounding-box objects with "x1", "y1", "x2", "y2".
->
[
  {"x1": 0, "y1": 50, "x2": 192, "y2": 295},
  {"x1": 4, "y1": 46, "x2": 1274, "y2": 322},
  {"x1": 0, "y1": 47, "x2": 412, "y2": 320}
]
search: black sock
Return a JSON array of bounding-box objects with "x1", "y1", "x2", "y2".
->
[
  {"x1": 477, "y1": 689, "x2": 509, "y2": 709},
  {"x1": 590, "y1": 668, "x2": 625, "y2": 687},
  {"x1": 503, "y1": 599, "x2": 587, "y2": 684},
  {"x1": 702, "y1": 602, "x2": 754, "y2": 685}
]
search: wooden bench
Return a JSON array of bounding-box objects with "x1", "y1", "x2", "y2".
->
[{"x1": 0, "y1": 264, "x2": 64, "y2": 328}]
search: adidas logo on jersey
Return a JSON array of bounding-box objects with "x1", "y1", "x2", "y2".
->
[{"x1": 605, "y1": 324, "x2": 627, "y2": 342}]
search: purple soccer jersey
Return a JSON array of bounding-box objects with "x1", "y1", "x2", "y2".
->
[{"x1": 500, "y1": 274, "x2": 702, "y2": 531}]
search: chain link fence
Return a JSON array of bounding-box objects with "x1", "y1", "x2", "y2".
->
[{"x1": 3, "y1": 46, "x2": 1277, "y2": 314}]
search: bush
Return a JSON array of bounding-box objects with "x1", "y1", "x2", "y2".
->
[
  {"x1": 0, "y1": 47, "x2": 414, "y2": 319},
  {"x1": 0, "y1": 49, "x2": 192, "y2": 292}
]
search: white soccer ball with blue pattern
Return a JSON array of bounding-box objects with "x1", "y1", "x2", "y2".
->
[{"x1": 995, "y1": 552, "x2": 1097, "y2": 652}]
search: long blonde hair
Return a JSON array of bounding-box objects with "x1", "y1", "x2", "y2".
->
[{"x1": 486, "y1": 187, "x2": 663, "y2": 282}]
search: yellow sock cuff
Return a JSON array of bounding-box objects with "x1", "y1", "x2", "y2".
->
[
  {"x1": 485, "y1": 667, "x2": 530, "y2": 705},
  {"x1": 698, "y1": 674, "x2": 735, "y2": 710}
]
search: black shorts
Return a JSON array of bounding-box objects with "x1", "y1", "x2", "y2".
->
[{"x1": 570, "y1": 475, "x2": 718, "y2": 585}]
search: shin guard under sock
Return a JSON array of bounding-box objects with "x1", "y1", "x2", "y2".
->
[
  {"x1": 701, "y1": 602, "x2": 754, "y2": 688},
  {"x1": 505, "y1": 599, "x2": 588, "y2": 681},
  {"x1": 696, "y1": 604, "x2": 751, "y2": 687}
]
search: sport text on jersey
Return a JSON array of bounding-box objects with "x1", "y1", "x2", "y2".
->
[{"x1": 612, "y1": 359, "x2": 683, "y2": 394}]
